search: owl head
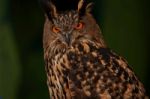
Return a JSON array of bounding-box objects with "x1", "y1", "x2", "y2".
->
[{"x1": 42, "y1": 0, "x2": 106, "y2": 55}]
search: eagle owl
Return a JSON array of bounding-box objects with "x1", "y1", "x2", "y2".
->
[{"x1": 42, "y1": 0, "x2": 148, "y2": 98}]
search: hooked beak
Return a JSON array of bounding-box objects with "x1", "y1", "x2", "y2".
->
[{"x1": 62, "y1": 33, "x2": 71, "y2": 46}]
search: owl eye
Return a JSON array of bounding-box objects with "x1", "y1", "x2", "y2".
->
[
  {"x1": 52, "y1": 26, "x2": 61, "y2": 33},
  {"x1": 74, "y1": 22, "x2": 84, "y2": 30}
]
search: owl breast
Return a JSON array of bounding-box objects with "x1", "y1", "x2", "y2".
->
[{"x1": 46, "y1": 40, "x2": 147, "y2": 99}]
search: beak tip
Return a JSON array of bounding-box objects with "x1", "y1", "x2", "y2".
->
[{"x1": 63, "y1": 34, "x2": 71, "y2": 46}]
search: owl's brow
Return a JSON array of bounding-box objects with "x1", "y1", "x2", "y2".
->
[{"x1": 53, "y1": 11, "x2": 79, "y2": 27}]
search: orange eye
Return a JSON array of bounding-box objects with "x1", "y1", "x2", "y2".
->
[
  {"x1": 74, "y1": 22, "x2": 84, "y2": 30},
  {"x1": 52, "y1": 26, "x2": 61, "y2": 33}
]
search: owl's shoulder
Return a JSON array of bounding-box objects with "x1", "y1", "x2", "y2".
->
[{"x1": 65, "y1": 42, "x2": 147, "y2": 98}]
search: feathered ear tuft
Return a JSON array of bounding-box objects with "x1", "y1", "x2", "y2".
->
[
  {"x1": 77, "y1": 0, "x2": 84, "y2": 12},
  {"x1": 85, "y1": 2, "x2": 94, "y2": 13},
  {"x1": 40, "y1": 0, "x2": 58, "y2": 20},
  {"x1": 77, "y1": 0, "x2": 94, "y2": 16}
]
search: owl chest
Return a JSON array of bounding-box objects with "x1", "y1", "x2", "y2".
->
[{"x1": 47, "y1": 54, "x2": 72, "y2": 99}]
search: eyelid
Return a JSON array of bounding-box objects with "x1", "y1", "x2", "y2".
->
[
  {"x1": 52, "y1": 26, "x2": 61, "y2": 33},
  {"x1": 74, "y1": 22, "x2": 84, "y2": 30}
]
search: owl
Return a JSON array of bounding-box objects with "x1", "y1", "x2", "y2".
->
[{"x1": 41, "y1": 0, "x2": 148, "y2": 98}]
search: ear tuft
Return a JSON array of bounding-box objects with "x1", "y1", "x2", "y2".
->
[
  {"x1": 85, "y1": 2, "x2": 94, "y2": 13},
  {"x1": 49, "y1": 2, "x2": 58, "y2": 18},
  {"x1": 77, "y1": 0, "x2": 84, "y2": 12},
  {"x1": 40, "y1": 0, "x2": 58, "y2": 20},
  {"x1": 77, "y1": 0, "x2": 94, "y2": 17}
]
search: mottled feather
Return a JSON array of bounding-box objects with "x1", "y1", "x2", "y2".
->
[{"x1": 42, "y1": 0, "x2": 149, "y2": 99}]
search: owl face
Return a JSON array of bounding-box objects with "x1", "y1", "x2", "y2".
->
[
  {"x1": 43, "y1": 0, "x2": 104, "y2": 55},
  {"x1": 49, "y1": 11, "x2": 88, "y2": 46}
]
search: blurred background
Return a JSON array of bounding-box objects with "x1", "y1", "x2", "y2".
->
[{"x1": 0, "y1": 0, "x2": 149, "y2": 99}]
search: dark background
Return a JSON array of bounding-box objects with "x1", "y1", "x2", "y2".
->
[{"x1": 0, "y1": 0, "x2": 149, "y2": 99}]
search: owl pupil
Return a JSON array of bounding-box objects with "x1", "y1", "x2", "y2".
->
[
  {"x1": 77, "y1": 24, "x2": 80, "y2": 27},
  {"x1": 52, "y1": 26, "x2": 60, "y2": 33},
  {"x1": 74, "y1": 22, "x2": 83, "y2": 30}
]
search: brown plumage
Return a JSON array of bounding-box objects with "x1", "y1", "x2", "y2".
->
[{"x1": 41, "y1": 0, "x2": 149, "y2": 98}]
